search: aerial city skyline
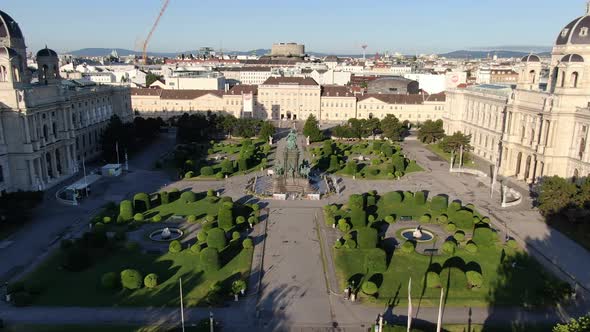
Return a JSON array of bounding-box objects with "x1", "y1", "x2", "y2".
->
[{"x1": 1, "y1": 1, "x2": 590, "y2": 331}]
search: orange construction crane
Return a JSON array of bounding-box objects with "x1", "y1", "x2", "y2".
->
[{"x1": 143, "y1": 0, "x2": 171, "y2": 64}]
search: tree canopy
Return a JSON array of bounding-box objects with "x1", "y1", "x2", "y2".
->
[
  {"x1": 418, "y1": 119, "x2": 445, "y2": 144},
  {"x1": 440, "y1": 131, "x2": 472, "y2": 154},
  {"x1": 303, "y1": 114, "x2": 324, "y2": 142}
]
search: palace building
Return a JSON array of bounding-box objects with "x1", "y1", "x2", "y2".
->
[
  {"x1": 444, "y1": 3, "x2": 590, "y2": 183},
  {"x1": 0, "y1": 10, "x2": 132, "y2": 193}
]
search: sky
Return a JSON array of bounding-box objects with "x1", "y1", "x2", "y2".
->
[{"x1": 2, "y1": 0, "x2": 587, "y2": 55}]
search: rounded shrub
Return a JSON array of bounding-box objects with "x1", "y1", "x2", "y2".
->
[
  {"x1": 419, "y1": 214, "x2": 431, "y2": 223},
  {"x1": 152, "y1": 214, "x2": 162, "y2": 223},
  {"x1": 431, "y1": 195, "x2": 449, "y2": 212},
  {"x1": 215, "y1": 172, "x2": 224, "y2": 180},
  {"x1": 448, "y1": 201, "x2": 462, "y2": 212},
  {"x1": 144, "y1": 273, "x2": 159, "y2": 289},
  {"x1": 206, "y1": 228, "x2": 227, "y2": 250},
  {"x1": 384, "y1": 215, "x2": 395, "y2": 224},
  {"x1": 133, "y1": 213, "x2": 144, "y2": 222},
  {"x1": 187, "y1": 215, "x2": 197, "y2": 223},
  {"x1": 454, "y1": 231, "x2": 466, "y2": 242},
  {"x1": 133, "y1": 193, "x2": 150, "y2": 212},
  {"x1": 119, "y1": 200, "x2": 134, "y2": 221},
  {"x1": 248, "y1": 216, "x2": 257, "y2": 225},
  {"x1": 338, "y1": 219, "x2": 351, "y2": 232},
  {"x1": 180, "y1": 191, "x2": 196, "y2": 203},
  {"x1": 242, "y1": 238, "x2": 253, "y2": 249},
  {"x1": 426, "y1": 271, "x2": 441, "y2": 288},
  {"x1": 236, "y1": 216, "x2": 246, "y2": 224},
  {"x1": 120, "y1": 269, "x2": 143, "y2": 290},
  {"x1": 401, "y1": 240, "x2": 415, "y2": 254},
  {"x1": 184, "y1": 171, "x2": 194, "y2": 179},
  {"x1": 169, "y1": 240, "x2": 182, "y2": 253},
  {"x1": 438, "y1": 214, "x2": 448, "y2": 223},
  {"x1": 190, "y1": 243, "x2": 202, "y2": 254},
  {"x1": 200, "y1": 248, "x2": 220, "y2": 272},
  {"x1": 441, "y1": 240, "x2": 457, "y2": 254},
  {"x1": 480, "y1": 217, "x2": 491, "y2": 224},
  {"x1": 453, "y1": 210, "x2": 474, "y2": 229},
  {"x1": 367, "y1": 215, "x2": 376, "y2": 224},
  {"x1": 506, "y1": 239, "x2": 518, "y2": 249},
  {"x1": 473, "y1": 226, "x2": 497, "y2": 247},
  {"x1": 334, "y1": 240, "x2": 343, "y2": 249},
  {"x1": 218, "y1": 206, "x2": 234, "y2": 231},
  {"x1": 206, "y1": 215, "x2": 215, "y2": 223},
  {"x1": 466, "y1": 241, "x2": 478, "y2": 253},
  {"x1": 350, "y1": 208, "x2": 367, "y2": 229},
  {"x1": 101, "y1": 272, "x2": 119, "y2": 290},
  {"x1": 344, "y1": 239, "x2": 357, "y2": 249},
  {"x1": 200, "y1": 166, "x2": 214, "y2": 176},
  {"x1": 361, "y1": 281, "x2": 378, "y2": 296},
  {"x1": 232, "y1": 231, "x2": 241, "y2": 241},
  {"x1": 382, "y1": 191, "x2": 403, "y2": 205},
  {"x1": 207, "y1": 189, "x2": 215, "y2": 197},
  {"x1": 466, "y1": 270, "x2": 483, "y2": 288},
  {"x1": 103, "y1": 216, "x2": 112, "y2": 224},
  {"x1": 445, "y1": 222, "x2": 457, "y2": 233},
  {"x1": 357, "y1": 227, "x2": 378, "y2": 249},
  {"x1": 197, "y1": 231, "x2": 208, "y2": 243}
]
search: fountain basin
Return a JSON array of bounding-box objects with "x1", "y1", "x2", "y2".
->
[
  {"x1": 149, "y1": 227, "x2": 183, "y2": 242},
  {"x1": 400, "y1": 228, "x2": 434, "y2": 242}
]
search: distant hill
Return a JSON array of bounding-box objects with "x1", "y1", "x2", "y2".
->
[
  {"x1": 439, "y1": 50, "x2": 551, "y2": 59},
  {"x1": 67, "y1": 48, "x2": 177, "y2": 57}
]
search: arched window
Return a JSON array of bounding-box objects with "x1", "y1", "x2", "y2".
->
[
  {"x1": 42, "y1": 65, "x2": 48, "y2": 80},
  {"x1": 571, "y1": 72, "x2": 579, "y2": 88},
  {"x1": 561, "y1": 71, "x2": 566, "y2": 88},
  {"x1": 579, "y1": 137, "x2": 586, "y2": 159},
  {"x1": 0, "y1": 65, "x2": 6, "y2": 82},
  {"x1": 529, "y1": 70, "x2": 536, "y2": 83}
]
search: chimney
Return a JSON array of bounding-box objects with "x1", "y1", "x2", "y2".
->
[{"x1": 224, "y1": 83, "x2": 230, "y2": 93}]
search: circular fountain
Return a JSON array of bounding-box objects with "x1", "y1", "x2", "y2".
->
[
  {"x1": 149, "y1": 227, "x2": 183, "y2": 242},
  {"x1": 400, "y1": 227, "x2": 434, "y2": 242}
]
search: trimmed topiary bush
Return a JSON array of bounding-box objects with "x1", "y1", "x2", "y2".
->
[
  {"x1": 366, "y1": 195, "x2": 376, "y2": 207},
  {"x1": 367, "y1": 215, "x2": 376, "y2": 224},
  {"x1": 348, "y1": 194, "x2": 364, "y2": 210},
  {"x1": 160, "y1": 191, "x2": 169, "y2": 205},
  {"x1": 414, "y1": 191, "x2": 426, "y2": 205},
  {"x1": 382, "y1": 191, "x2": 403, "y2": 205},
  {"x1": 133, "y1": 193, "x2": 150, "y2": 212},
  {"x1": 441, "y1": 240, "x2": 457, "y2": 254},
  {"x1": 357, "y1": 227, "x2": 379, "y2": 249},
  {"x1": 401, "y1": 240, "x2": 415, "y2": 254},
  {"x1": 184, "y1": 171, "x2": 194, "y2": 179},
  {"x1": 218, "y1": 205, "x2": 234, "y2": 231},
  {"x1": 431, "y1": 195, "x2": 448, "y2": 212},
  {"x1": 242, "y1": 238, "x2": 253, "y2": 249},
  {"x1": 180, "y1": 191, "x2": 196, "y2": 203},
  {"x1": 344, "y1": 239, "x2": 357, "y2": 249},
  {"x1": 448, "y1": 201, "x2": 462, "y2": 213},
  {"x1": 248, "y1": 216, "x2": 257, "y2": 225},
  {"x1": 480, "y1": 217, "x2": 491, "y2": 224},
  {"x1": 361, "y1": 281, "x2": 378, "y2": 296},
  {"x1": 133, "y1": 213, "x2": 144, "y2": 222},
  {"x1": 232, "y1": 231, "x2": 241, "y2": 241},
  {"x1": 438, "y1": 214, "x2": 448, "y2": 223},
  {"x1": 144, "y1": 273, "x2": 159, "y2": 289},
  {"x1": 152, "y1": 214, "x2": 162, "y2": 223},
  {"x1": 119, "y1": 200, "x2": 134, "y2": 221},
  {"x1": 207, "y1": 228, "x2": 227, "y2": 249},
  {"x1": 200, "y1": 166, "x2": 214, "y2": 176},
  {"x1": 169, "y1": 240, "x2": 182, "y2": 253},
  {"x1": 338, "y1": 219, "x2": 351, "y2": 232},
  {"x1": 236, "y1": 216, "x2": 246, "y2": 225},
  {"x1": 445, "y1": 223, "x2": 457, "y2": 233},
  {"x1": 454, "y1": 231, "x2": 466, "y2": 242},
  {"x1": 473, "y1": 226, "x2": 497, "y2": 247},
  {"x1": 197, "y1": 231, "x2": 207, "y2": 243},
  {"x1": 190, "y1": 243, "x2": 202, "y2": 254},
  {"x1": 350, "y1": 208, "x2": 367, "y2": 229},
  {"x1": 200, "y1": 248, "x2": 220, "y2": 272},
  {"x1": 120, "y1": 269, "x2": 143, "y2": 290},
  {"x1": 207, "y1": 189, "x2": 215, "y2": 197},
  {"x1": 506, "y1": 239, "x2": 518, "y2": 249},
  {"x1": 453, "y1": 210, "x2": 474, "y2": 229},
  {"x1": 466, "y1": 241, "x2": 478, "y2": 253},
  {"x1": 426, "y1": 271, "x2": 441, "y2": 288},
  {"x1": 384, "y1": 215, "x2": 396, "y2": 224},
  {"x1": 419, "y1": 214, "x2": 431, "y2": 223},
  {"x1": 187, "y1": 215, "x2": 197, "y2": 223},
  {"x1": 102, "y1": 216, "x2": 112, "y2": 224},
  {"x1": 466, "y1": 270, "x2": 483, "y2": 288},
  {"x1": 364, "y1": 248, "x2": 387, "y2": 273},
  {"x1": 101, "y1": 272, "x2": 119, "y2": 290}
]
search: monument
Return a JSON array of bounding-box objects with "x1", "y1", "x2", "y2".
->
[{"x1": 272, "y1": 129, "x2": 314, "y2": 195}]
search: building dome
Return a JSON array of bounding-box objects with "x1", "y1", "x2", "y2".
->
[
  {"x1": 561, "y1": 54, "x2": 584, "y2": 62},
  {"x1": 556, "y1": 4, "x2": 590, "y2": 46},
  {"x1": 0, "y1": 46, "x2": 19, "y2": 58},
  {"x1": 521, "y1": 54, "x2": 540, "y2": 62},
  {"x1": 0, "y1": 10, "x2": 23, "y2": 40},
  {"x1": 37, "y1": 47, "x2": 57, "y2": 57}
]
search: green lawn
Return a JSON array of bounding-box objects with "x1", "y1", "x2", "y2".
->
[
  {"x1": 425, "y1": 144, "x2": 476, "y2": 168},
  {"x1": 146, "y1": 193, "x2": 222, "y2": 219},
  {"x1": 22, "y1": 244, "x2": 252, "y2": 307}
]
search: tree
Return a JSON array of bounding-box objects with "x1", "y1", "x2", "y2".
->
[
  {"x1": 303, "y1": 114, "x2": 324, "y2": 142},
  {"x1": 101, "y1": 115, "x2": 134, "y2": 162},
  {"x1": 362, "y1": 118, "x2": 381, "y2": 139},
  {"x1": 380, "y1": 114, "x2": 404, "y2": 141},
  {"x1": 440, "y1": 131, "x2": 472, "y2": 154},
  {"x1": 120, "y1": 269, "x2": 143, "y2": 290},
  {"x1": 258, "y1": 121, "x2": 276, "y2": 141},
  {"x1": 347, "y1": 118, "x2": 364, "y2": 139},
  {"x1": 553, "y1": 315, "x2": 590, "y2": 332},
  {"x1": 221, "y1": 115, "x2": 238, "y2": 137},
  {"x1": 537, "y1": 176, "x2": 578, "y2": 217},
  {"x1": 146, "y1": 72, "x2": 162, "y2": 87},
  {"x1": 418, "y1": 119, "x2": 445, "y2": 144},
  {"x1": 220, "y1": 159, "x2": 234, "y2": 175}
]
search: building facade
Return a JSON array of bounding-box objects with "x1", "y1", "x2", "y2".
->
[
  {"x1": 444, "y1": 3, "x2": 590, "y2": 183},
  {"x1": 0, "y1": 10, "x2": 132, "y2": 193}
]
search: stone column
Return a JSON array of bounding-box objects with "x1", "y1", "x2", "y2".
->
[
  {"x1": 27, "y1": 159, "x2": 35, "y2": 189},
  {"x1": 41, "y1": 154, "x2": 50, "y2": 180},
  {"x1": 51, "y1": 149, "x2": 59, "y2": 178},
  {"x1": 535, "y1": 119, "x2": 542, "y2": 145},
  {"x1": 36, "y1": 157, "x2": 45, "y2": 185},
  {"x1": 22, "y1": 115, "x2": 31, "y2": 144}
]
